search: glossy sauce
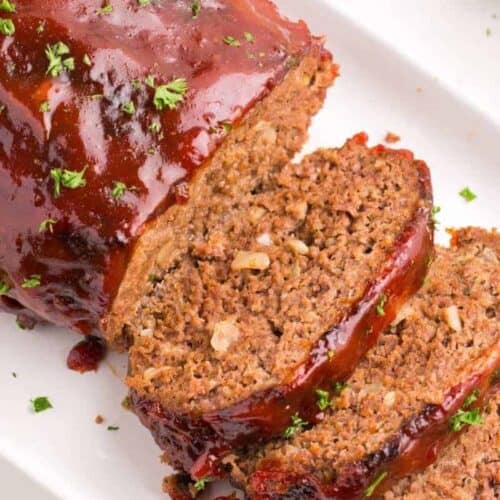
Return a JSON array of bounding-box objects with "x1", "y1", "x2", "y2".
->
[
  {"x1": 131, "y1": 140, "x2": 435, "y2": 479},
  {"x1": 66, "y1": 335, "x2": 106, "y2": 372},
  {"x1": 0, "y1": 0, "x2": 314, "y2": 333}
]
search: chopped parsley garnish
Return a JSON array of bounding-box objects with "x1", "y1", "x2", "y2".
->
[
  {"x1": 39, "y1": 218, "x2": 56, "y2": 233},
  {"x1": 191, "y1": 0, "x2": 201, "y2": 19},
  {"x1": 121, "y1": 395, "x2": 131, "y2": 409},
  {"x1": 0, "y1": 0, "x2": 14, "y2": 13},
  {"x1": 283, "y1": 413, "x2": 308, "y2": 439},
  {"x1": 16, "y1": 318, "x2": 26, "y2": 329},
  {"x1": 333, "y1": 381, "x2": 347, "y2": 395},
  {"x1": 375, "y1": 293, "x2": 387, "y2": 316},
  {"x1": 153, "y1": 78, "x2": 188, "y2": 111},
  {"x1": 98, "y1": 4, "x2": 113, "y2": 15},
  {"x1": 121, "y1": 101, "x2": 136, "y2": 115},
  {"x1": 111, "y1": 181, "x2": 128, "y2": 199},
  {"x1": 244, "y1": 31, "x2": 255, "y2": 42},
  {"x1": 365, "y1": 471, "x2": 388, "y2": 497},
  {"x1": 107, "y1": 425, "x2": 119, "y2": 431},
  {"x1": 194, "y1": 477, "x2": 211, "y2": 492},
  {"x1": 131, "y1": 79, "x2": 143, "y2": 90},
  {"x1": 83, "y1": 54, "x2": 92, "y2": 66},
  {"x1": 137, "y1": 0, "x2": 151, "y2": 5},
  {"x1": 431, "y1": 205, "x2": 441, "y2": 226},
  {"x1": 316, "y1": 389, "x2": 331, "y2": 411},
  {"x1": 449, "y1": 408, "x2": 483, "y2": 432},
  {"x1": 11, "y1": 372, "x2": 16, "y2": 378},
  {"x1": 50, "y1": 166, "x2": 87, "y2": 197},
  {"x1": 0, "y1": 18, "x2": 15, "y2": 36},
  {"x1": 459, "y1": 187, "x2": 477, "y2": 202},
  {"x1": 148, "y1": 274, "x2": 161, "y2": 284},
  {"x1": 90, "y1": 94, "x2": 104, "y2": 100},
  {"x1": 0, "y1": 281, "x2": 10, "y2": 295},
  {"x1": 223, "y1": 35, "x2": 240, "y2": 47},
  {"x1": 39, "y1": 101, "x2": 50, "y2": 113},
  {"x1": 22, "y1": 275, "x2": 41, "y2": 288},
  {"x1": 145, "y1": 74, "x2": 156, "y2": 88},
  {"x1": 0, "y1": 1, "x2": 15, "y2": 13},
  {"x1": 45, "y1": 42, "x2": 74, "y2": 78},
  {"x1": 31, "y1": 396, "x2": 53, "y2": 413},
  {"x1": 464, "y1": 389, "x2": 479, "y2": 408},
  {"x1": 149, "y1": 121, "x2": 162, "y2": 134}
]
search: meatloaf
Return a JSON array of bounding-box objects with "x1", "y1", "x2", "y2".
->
[
  {"x1": 387, "y1": 394, "x2": 499, "y2": 500},
  {"x1": 214, "y1": 227, "x2": 499, "y2": 499},
  {"x1": 0, "y1": 0, "x2": 336, "y2": 341},
  {"x1": 127, "y1": 134, "x2": 434, "y2": 478}
]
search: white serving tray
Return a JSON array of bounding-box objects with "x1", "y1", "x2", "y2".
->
[{"x1": 1, "y1": 1, "x2": 498, "y2": 499}]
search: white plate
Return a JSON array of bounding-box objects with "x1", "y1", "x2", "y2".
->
[{"x1": 1, "y1": 1, "x2": 498, "y2": 499}]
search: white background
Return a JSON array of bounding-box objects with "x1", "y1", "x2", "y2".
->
[{"x1": 1, "y1": 1, "x2": 499, "y2": 499}]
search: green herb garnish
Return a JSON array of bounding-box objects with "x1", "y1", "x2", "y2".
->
[
  {"x1": 244, "y1": 32, "x2": 255, "y2": 42},
  {"x1": 121, "y1": 101, "x2": 136, "y2": 115},
  {"x1": 316, "y1": 389, "x2": 331, "y2": 411},
  {"x1": 191, "y1": 0, "x2": 201, "y2": 19},
  {"x1": 449, "y1": 408, "x2": 483, "y2": 432},
  {"x1": 333, "y1": 381, "x2": 347, "y2": 395},
  {"x1": 463, "y1": 389, "x2": 480, "y2": 408},
  {"x1": 39, "y1": 218, "x2": 56, "y2": 233},
  {"x1": 0, "y1": 18, "x2": 15, "y2": 36},
  {"x1": 365, "y1": 471, "x2": 388, "y2": 497},
  {"x1": 50, "y1": 166, "x2": 87, "y2": 197},
  {"x1": 45, "y1": 42, "x2": 74, "y2": 77},
  {"x1": 39, "y1": 101, "x2": 50, "y2": 113},
  {"x1": 98, "y1": 4, "x2": 113, "y2": 15},
  {"x1": 153, "y1": 78, "x2": 188, "y2": 111},
  {"x1": 0, "y1": 1, "x2": 15, "y2": 13},
  {"x1": 431, "y1": 205, "x2": 441, "y2": 226},
  {"x1": 223, "y1": 35, "x2": 240, "y2": 47},
  {"x1": 459, "y1": 187, "x2": 477, "y2": 202},
  {"x1": 31, "y1": 396, "x2": 53, "y2": 413},
  {"x1": 194, "y1": 477, "x2": 211, "y2": 492},
  {"x1": 83, "y1": 54, "x2": 92, "y2": 66},
  {"x1": 107, "y1": 425, "x2": 119, "y2": 431},
  {"x1": 111, "y1": 181, "x2": 128, "y2": 199},
  {"x1": 375, "y1": 293, "x2": 387, "y2": 316},
  {"x1": 22, "y1": 275, "x2": 41, "y2": 288},
  {"x1": 145, "y1": 74, "x2": 156, "y2": 88},
  {"x1": 149, "y1": 121, "x2": 162, "y2": 134},
  {"x1": 0, "y1": 281, "x2": 10, "y2": 295},
  {"x1": 137, "y1": 0, "x2": 151, "y2": 5},
  {"x1": 283, "y1": 413, "x2": 308, "y2": 439}
]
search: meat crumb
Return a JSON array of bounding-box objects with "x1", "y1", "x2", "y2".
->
[
  {"x1": 95, "y1": 415, "x2": 104, "y2": 424},
  {"x1": 384, "y1": 132, "x2": 401, "y2": 144}
]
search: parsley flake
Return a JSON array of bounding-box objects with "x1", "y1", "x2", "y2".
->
[
  {"x1": 137, "y1": 0, "x2": 151, "y2": 5},
  {"x1": 22, "y1": 275, "x2": 41, "y2": 288},
  {"x1": 365, "y1": 472, "x2": 388, "y2": 497},
  {"x1": 0, "y1": 281, "x2": 10, "y2": 295},
  {"x1": 191, "y1": 0, "x2": 201, "y2": 19},
  {"x1": 50, "y1": 166, "x2": 87, "y2": 197},
  {"x1": 449, "y1": 408, "x2": 483, "y2": 432},
  {"x1": 98, "y1": 4, "x2": 113, "y2": 15},
  {"x1": 107, "y1": 425, "x2": 119, "y2": 431},
  {"x1": 283, "y1": 413, "x2": 308, "y2": 439},
  {"x1": 316, "y1": 389, "x2": 331, "y2": 411},
  {"x1": 375, "y1": 293, "x2": 387, "y2": 316},
  {"x1": 431, "y1": 205, "x2": 441, "y2": 227},
  {"x1": 464, "y1": 389, "x2": 480, "y2": 408},
  {"x1": 121, "y1": 101, "x2": 136, "y2": 115},
  {"x1": 244, "y1": 32, "x2": 255, "y2": 42},
  {"x1": 459, "y1": 187, "x2": 477, "y2": 202},
  {"x1": 31, "y1": 396, "x2": 53, "y2": 413},
  {"x1": 149, "y1": 121, "x2": 162, "y2": 134},
  {"x1": 145, "y1": 74, "x2": 156, "y2": 88},
  {"x1": 39, "y1": 218, "x2": 57, "y2": 233},
  {"x1": 153, "y1": 78, "x2": 188, "y2": 111},
  {"x1": 111, "y1": 181, "x2": 128, "y2": 199},
  {"x1": 39, "y1": 101, "x2": 50, "y2": 113},
  {"x1": 83, "y1": 54, "x2": 92, "y2": 66},
  {"x1": 333, "y1": 381, "x2": 347, "y2": 395},
  {"x1": 0, "y1": 1, "x2": 15, "y2": 13},
  {"x1": 194, "y1": 477, "x2": 211, "y2": 492},
  {"x1": 223, "y1": 35, "x2": 240, "y2": 47},
  {"x1": 45, "y1": 42, "x2": 74, "y2": 78},
  {"x1": 0, "y1": 18, "x2": 15, "y2": 36}
]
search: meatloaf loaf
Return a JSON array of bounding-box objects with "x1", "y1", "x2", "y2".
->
[
  {"x1": 0, "y1": 0, "x2": 336, "y2": 341},
  {"x1": 214, "y1": 227, "x2": 499, "y2": 499},
  {"x1": 127, "y1": 134, "x2": 434, "y2": 478},
  {"x1": 387, "y1": 394, "x2": 499, "y2": 500}
]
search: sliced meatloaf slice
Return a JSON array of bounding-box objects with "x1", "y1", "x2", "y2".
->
[
  {"x1": 386, "y1": 393, "x2": 499, "y2": 500},
  {"x1": 221, "y1": 227, "x2": 499, "y2": 500},
  {"x1": 127, "y1": 134, "x2": 434, "y2": 478}
]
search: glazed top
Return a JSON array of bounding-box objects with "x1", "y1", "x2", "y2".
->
[{"x1": 0, "y1": 0, "x2": 314, "y2": 333}]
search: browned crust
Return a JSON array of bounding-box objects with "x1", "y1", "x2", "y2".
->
[
  {"x1": 129, "y1": 136, "x2": 434, "y2": 479},
  {"x1": 104, "y1": 47, "x2": 337, "y2": 350}
]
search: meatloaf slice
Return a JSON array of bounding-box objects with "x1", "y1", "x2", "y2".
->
[
  {"x1": 127, "y1": 134, "x2": 434, "y2": 478},
  {"x1": 386, "y1": 394, "x2": 499, "y2": 500},
  {"x1": 223, "y1": 227, "x2": 499, "y2": 500}
]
